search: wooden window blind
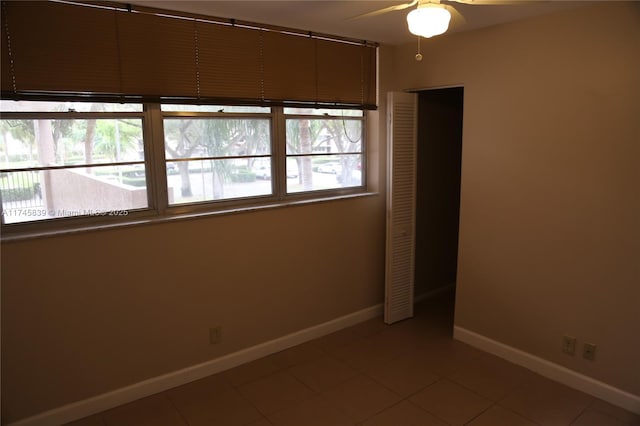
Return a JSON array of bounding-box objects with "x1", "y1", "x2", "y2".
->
[
  {"x1": 0, "y1": 1, "x2": 378, "y2": 109},
  {"x1": 262, "y1": 31, "x2": 317, "y2": 105},
  {"x1": 1, "y1": 1, "x2": 122, "y2": 96},
  {"x1": 317, "y1": 38, "x2": 376, "y2": 107},
  {"x1": 117, "y1": 10, "x2": 198, "y2": 99},
  {"x1": 197, "y1": 23, "x2": 263, "y2": 102}
]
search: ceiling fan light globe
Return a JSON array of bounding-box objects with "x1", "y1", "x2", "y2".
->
[{"x1": 407, "y1": 5, "x2": 451, "y2": 38}]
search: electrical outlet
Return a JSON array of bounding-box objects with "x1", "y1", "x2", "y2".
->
[
  {"x1": 583, "y1": 343, "x2": 596, "y2": 361},
  {"x1": 209, "y1": 326, "x2": 222, "y2": 344},
  {"x1": 562, "y1": 335, "x2": 576, "y2": 355}
]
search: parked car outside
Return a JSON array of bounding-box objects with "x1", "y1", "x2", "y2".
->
[
  {"x1": 253, "y1": 165, "x2": 271, "y2": 180},
  {"x1": 316, "y1": 162, "x2": 341, "y2": 174}
]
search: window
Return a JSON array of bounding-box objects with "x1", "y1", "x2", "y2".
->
[
  {"x1": 161, "y1": 105, "x2": 272, "y2": 205},
  {"x1": 284, "y1": 108, "x2": 364, "y2": 194},
  {"x1": 0, "y1": 101, "x2": 147, "y2": 225},
  {"x1": 0, "y1": 101, "x2": 366, "y2": 232}
]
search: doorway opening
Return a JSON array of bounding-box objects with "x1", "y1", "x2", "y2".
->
[{"x1": 414, "y1": 86, "x2": 464, "y2": 332}]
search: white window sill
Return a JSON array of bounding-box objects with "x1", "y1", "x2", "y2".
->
[{"x1": 1, "y1": 192, "x2": 379, "y2": 243}]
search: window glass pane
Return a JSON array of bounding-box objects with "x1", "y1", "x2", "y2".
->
[
  {"x1": 284, "y1": 107, "x2": 363, "y2": 117},
  {"x1": 287, "y1": 154, "x2": 362, "y2": 193},
  {"x1": 1, "y1": 165, "x2": 147, "y2": 224},
  {"x1": 1, "y1": 114, "x2": 147, "y2": 225},
  {"x1": 0, "y1": 118, "x2": 144, "y2": 167},
  {"x1": 161, "y1": 104, "x2": 270, "y2": 113},
  {"x1": 285, "y1": 158, "x2": 300, "y2": 180},
  {"x1": 164, "y1": 118, "x2": 270, "y2": 159},
  {"x1": 286, "y1": 118, "x2": 362, "y2": 155},
  {"x1": 0, "y1": 100, "x2": 142, "y2": 112},
  {"x1": 166, "y1": 158, "x2": 272, "y2": 205}
]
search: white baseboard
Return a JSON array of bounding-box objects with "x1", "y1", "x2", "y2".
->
[
  {"x1": 414, "y1": 283, "x2": 455, "y2": 304},
  {"x1": 8, "y1": 304, "x2": 383, "y2": 426},
  {"x1": 453, "y1": 326, "x2": 640, "y2": 414}
]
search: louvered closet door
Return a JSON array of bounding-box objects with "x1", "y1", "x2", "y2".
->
[{"x1": 385, "y1": 92, "x2": 418, "y2": 324}]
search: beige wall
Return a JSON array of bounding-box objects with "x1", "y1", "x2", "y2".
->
[
  {"x1": 391, "y1": 2, "x2": 640, "y2": 395},
  {"x1": 1, "y1": 193, "x2": 386, "y2": 422}
]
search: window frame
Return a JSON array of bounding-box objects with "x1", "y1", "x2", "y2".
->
[
  {"x1": 157, "y1": 105, "x2": 279, "y2": 214},
  {"x1": 282, "y1": 108, "x2": 366, "y2": 196},
  {"x1": 0, "y1": 104, "x2": 160, "y2": 231},
  {"x1": 0, "y1": 102, "x2": 367, "y2": 238}
]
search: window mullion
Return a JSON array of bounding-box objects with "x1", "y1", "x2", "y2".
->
[
  {"x1": 145, "y1": 103, "x2": 169, "y2": 214},
  {"x1": 272, "y1": 106, "x2": 287, "y2": 199}
]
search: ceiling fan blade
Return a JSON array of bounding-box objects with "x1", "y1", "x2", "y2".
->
[
  {"x1": 348, "y1": 0, "x2": 419, "y2": 20},
  {"x1": 444, "y1": 5, "x2": 467, "y2": 27},
  {"x1": 449, "y1": 0, "x2": 544, "y2": 4}
]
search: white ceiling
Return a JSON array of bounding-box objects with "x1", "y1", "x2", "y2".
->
[{"x1": 128, "y1": 0, "x2": 585, "y2": 45}]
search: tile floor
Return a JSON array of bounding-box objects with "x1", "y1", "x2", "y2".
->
[{"x1": 66, "y1": 292, "x2": 639, "y2": 426}]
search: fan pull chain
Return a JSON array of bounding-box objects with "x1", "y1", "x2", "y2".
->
[{"x1": 415, "y1": 36, "x2": 423, "y2": 61}]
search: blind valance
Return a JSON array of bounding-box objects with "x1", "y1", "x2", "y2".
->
[{"x1": 0, "y1": 1, "x2": 377, "y2": 109}]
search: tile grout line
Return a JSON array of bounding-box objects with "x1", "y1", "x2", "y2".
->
[
  {"x1": 162, "y1": 391, "x2": 191, "y2": 426},
  {"x1": 567, "y1": 400, "x2": 595, "y2": 426},
  {"x1": 462, "y1": 401, "x2": 497, "y2": 425}
]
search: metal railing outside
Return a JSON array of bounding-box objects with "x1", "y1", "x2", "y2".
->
[{"x1": 0, "y1": 170, "x2": 44, "y2": 211}]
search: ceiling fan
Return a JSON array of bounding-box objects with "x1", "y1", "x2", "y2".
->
[
  {"x1": 353, "y1": 0, "x2": 526, "y2": 39},
  {"x1": 352, "y1": 0, "x2": 527, "y2": 60}
]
